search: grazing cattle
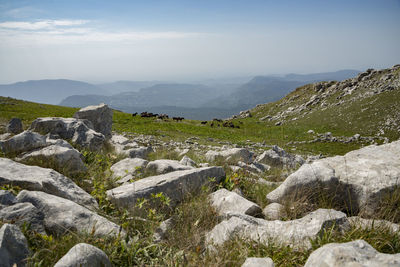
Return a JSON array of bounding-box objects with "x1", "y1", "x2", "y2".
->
[
  {"x1": 213, "y1": 118, "x2": 223, "y2": 123},
  {"x1": 140, "y1": 112, "x2": 157, "y2": 118},
  {"x1": 201, "y1": 121, "x2": 207, "y2": 125},
  {"x1": 157, "y1": 114, "x2": 169, "y2": 120},
  {"x1": 132, "y1": 112, "x2": 138, "y2": 117},
  {"x1": 173, "y1": 117, "x2": 184, "y2": 122}
]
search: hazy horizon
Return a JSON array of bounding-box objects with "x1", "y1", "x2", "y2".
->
[{"x1": 1, "y1": 0, "x2": 399, "y2": 84}]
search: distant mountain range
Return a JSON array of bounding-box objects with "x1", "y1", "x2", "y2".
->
[{"x1": 0, "y1": 70, "x2": 360, "y2": 120}]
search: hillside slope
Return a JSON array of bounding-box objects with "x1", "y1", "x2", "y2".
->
[{"x1": 251, "y1": 65, "x2": 400, "y2": 141}]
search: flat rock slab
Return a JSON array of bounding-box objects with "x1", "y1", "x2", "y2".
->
[
  {"x1": 16, "y1": 190, "x2": 124, "y2": 238},
  {"x1": 107, "y1": 167, "x2": 225, "y2": 210},
  {"x1": 209, "y1": 188, "x2": 262, "y2": 217},
  {"x1": 0, "y1": 223, "x2": 30, "y2": 267},
  {"x1": 74, "y1": 103, "x2": 113, "y2": 139},
  {"x1": 241, "y1": 257, "x2": 274, "y2": 267},
  {"x1": 17, "y1": 144, "x2": 87, "y2": 174},
  {"x1": 29, "y1": 117, "x2": 105, "y2": 151},
  {"x1": 0, "y1": 131, "x2": 47, "y2": 155},
  {"x1": 146, "y1": 159, "x2": 194, "y2": 175},
  {"x1": 111, "y1": 158, "x2": 148, "y2": 184},
  {"x1": 54, "y1": 243, "x2": 111, "y2": 267},
  {"x1": 348, "y1": 216, "x2": 399, "y2": 233},
  {"x1": 0, "y1": 158, "x2": 97, "y2": 209},
  {"x1": 0, "y1": 202, "x2": 46, "y2": 234},
  {"x1": 267, "y1": 140, "x2": 400, "y2": 215},
  {"x1": 304, "y1": 239, "x2": 400, "y2": 266},
  {"x1": 206, "y1": 209, "x2": 348, "y2": 250}
]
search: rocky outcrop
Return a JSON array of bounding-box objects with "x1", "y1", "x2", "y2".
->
[
  {"x1": 6, "y1": 118, "x2": 23, "y2": 134},
  {"x1": 0, "y1": 131, "x2": 47, "y2": 155},
  {"x1": 16, "y1": 190, "x2": 124, "y2": 238},
  {"x1": 145, "y1": 159, "x2": 194, "y2": 175},
  {"x1": 0, "y1": 158, "x2": 97, "y2": 209},
  {"x1": 256, "y1": 146, "x2": 304, "y2": 168},
  {"x1": 206, "y1": 209, "x2": 348, "y2": 250},
  {"x1": 348, "y1": 216, "x2": 399, "y2": 233},
  {"x1": 0, "y1": 202, "x2": 46, "y2": 234},
  {"x1": 0, "y1": 224, "x2": 30, "y2": 267},
  {"x1": 209, "y1": 189, "x2": 262, "y2": 217},
  {"x1": 241, "y1": 257, "x2": 274, "y2": 267},
  {"x1": 267, "y1": 140, "x2": 400, "y2": 215},
  {"x1": 107, "y1": 167, "x2": 225, "y2": 210},
  {"x1": 304, "y1": 240, "x2": 400, "y2": 266},
  {"x1": 54, "y1": 243, "x2": 111, "y2": 267},
  {"x1": 110, "y1": 158, "x2": 148, "y2": 184},
  {"x1": 205, "y1": 148, "x2": 254, "y2": 164},
  {"x1": 29, "y1": 117, "x2": 105, "y2": 150},
  {"x1": 17, "y1": 144, "x2": 87, "y2": 174},
  {"x1": 73, "y1": 103, "x2": 113, "y2": 139}
]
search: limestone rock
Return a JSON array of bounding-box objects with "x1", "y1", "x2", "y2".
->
[
  {"x1": 0, "y1": 202, "x2": 46, "y2": 234},
  {"x1": 209, "y1": 189, "x2": 262, "y2": 217},
  {"x1": 179, "y1": 155, "x2": 197, "y2": 167},
  {"x1": 74, "y1": 103, "x2": 113, "y2": 139},
  {"x1": 267, "y1": 140, "x2": 400, "y2": 216},
  {"x1": 110, "y1": 158, "x2": 148, "y2": 184},
  {"x1": 205, "y1": 148, "x2": 254, "y2": 164},
  {"x1": 304, "y1": 240, "x2": 400, "y2": 267},
  {"x1": 54, "y1": 243, "x2": 111, "y2": 267},
  {"x1": 348, "y1": 216, "x2": 399, "y2": 233},
  {"x1": 6, "y1": 118, "x2": 23, "y2": 134},
  {"x1": 29, "y1": 117, "x2": 105, "y2": 151},
  {"x1": 146, "y1": 159, "x2": 194, "y2": 175},
  {"x1": 0, "y1": 131, "x2": 46, "y2": 155},
  {"x1": 0, "y1": 190, "x2": 16, "y2": 206},
  {"x1": 241, "y1": 257, "x2": 274, "y2": 267},
  {"x1": 153, "y1": 217, "x2": 174, "y2": 243},
  {"x1": 107, "y1": 167, "x2": 225, "y2": 210},
  {"x1": 16, "y1": 190, "x2": 124, "y2": 237},
  {"x1": 206, "y1": 209, "x2": 348, "y2": 250},
  {"x1": 17, "y1": 144, "x2": 87, "y2": 174},
  {"x1": 256, "y1": 146, "x2": 304, "y2": 168},
  {"x1": 125, "y1": 146, "x2": 153, "y2": 159},
  {"x1": 0, "y1": 224, "x2": 29, "y2": 267},
  {"x1": 262, "y1": 203, "x2": 286, "y2": 220},
  {"x1": 0, "y1": 158, "x2": 97, "y2": 209}
]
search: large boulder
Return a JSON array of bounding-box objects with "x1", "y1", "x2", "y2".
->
[
  {"x1": 6, "y1": 118, "x2": 23, "y2": 134},
  {"x1": 205, "y1": 148, "x2": 254, "y2": 164},
  {"x1": 73, "y1": 103, "x2": 113, "y2": 139},
  {"x1": 304, "y1": 240, "x2": 400, "y2": 266},
  {"x1": 107, "y1": 167, "x2": 225, "y2": 210},
  {"x1": 0, "y1": 131, "x2": 47, "y2": 155},
  {"x1": 267, "y1": 140, "x2": 400, "y2": 215},
  {"x1": 206, "y1": 209, "x2": 348, "y2": 250},
  {"x1": 241, "y1": 257, "x2": 274, "y2": 267},
  {"x1": 0, "y1": 158, "x2": 97, "y2": 209},
  {"x1": 17, "y1": 144, "x2": 87, "y2": 174},
  {"x1": 0, "y1": 224, "x2": 30, "y2": 267},
  {"x1": 54, "y1": 243, "x2": 111, "y2": 267},
  {"x1": 110, "y1": 158, "x2": 148, "y2": 184},
  {"x1": 16, "y1": 190, "x2": 124, "y2": 238},
  {"x1": 29, "y1": 117, "x2": 105, "y2": 151},
  {"x1": 209, "y1": 189, "x2": 262, "y2": 217},
  {"x1": 146, "y1": 159, "x2": 194, "y2": 175},
  {"x1": 0, "y1": 202, "x2": 46, "y2": 234},
  {"x1": 256, "y1": 146, "x2": 304, "y2": 168}
]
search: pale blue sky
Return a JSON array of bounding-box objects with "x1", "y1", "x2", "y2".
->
[{"x1": 0, "y1": 0, "x2": 399, "y2": 83}]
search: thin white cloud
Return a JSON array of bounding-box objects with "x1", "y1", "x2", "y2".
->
[
  {"x1": 0, "y1": 19, "x2": 202, "y2": 45},
  {"x1": 0, "y1": 19, "x2": 88, "y2": 30}
]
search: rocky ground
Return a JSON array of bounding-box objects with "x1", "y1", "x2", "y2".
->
[{"x1": 1, "y1": 70, "x2": 400, "y2": 266}]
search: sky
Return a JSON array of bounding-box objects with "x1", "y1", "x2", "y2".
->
[{"x1": 0, "y1": 0, "x2": 399, "y2": 84}]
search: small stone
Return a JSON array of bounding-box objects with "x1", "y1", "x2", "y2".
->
[{"x1": 6, "y1": 118, "x2": 23, "y2": 134}]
